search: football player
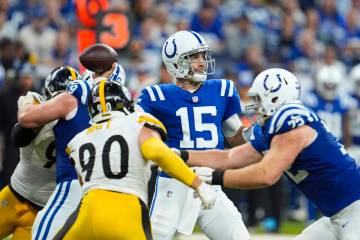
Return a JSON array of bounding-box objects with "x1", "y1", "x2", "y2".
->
[
  {"x1": 53, "y1": 80, "x2": 215, "y2": 239},
  {"x1": 0, "y1": 92, "x2": 56, "y2": 240},
  {"x1": 183, "y1": 68, "x2": 360, "y2": 240},
  {"x1": 304, "y1": 65, "x2": 351, "y2": 146},
  {"x1": 137, "y1": 31, "x2": 249, "y2": 240},
  {"x1": 18, "y1": 63, "x2": 124, "y2": 240}
]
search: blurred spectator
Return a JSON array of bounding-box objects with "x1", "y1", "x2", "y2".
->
[
  {"x1": 317, "y1": 0, "x2": 347, "y2": 48},
  {"x1": 0, "y1": 63, "x2": 35, "y2": 187},
  {"x1": 191, "y1": 4, "x2": 225, "y2": 54},
  {"x1": 18, "y1": 5, "x2": 56, "y2": 79},
  {"x1": 51, "y1": 28, "x2": 78, "y2": 69},
  {"x1": 281, "y1": 0, "x2": 306, "y2": 27},
  {"x1": 225, "y1": 13, "x2": 264, "y2": 61}
]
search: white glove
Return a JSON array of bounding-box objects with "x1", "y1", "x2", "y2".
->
[
  {"x1": 195, "y1": 181, "x2": 216, "y2": 209},
  {"x1": 192, "y1": 167, "x2": 215, "y2": 184},
  {"x1": 17, "y1": 91, "x2": 43, "y2": 111}
]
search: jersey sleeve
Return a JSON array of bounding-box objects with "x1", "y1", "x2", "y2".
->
[
  {"x1": 267, "y1": 104, "x2": 320, "y2": 137},
  {"x1": 66, "y1": 80, "x2": 90, "y2": 105},
  {"x1": 249, "y1": 124, "x2": 268, "y2": 153},
  {"x1": 222, "y1": 80, "x2": 241, "y2": 120},
  {"x1": 137, "y1": 113, "x2": 168, "y2": 141},
  {"x1": 137, "y1": 87, "x2": 157, "y2": 114}
]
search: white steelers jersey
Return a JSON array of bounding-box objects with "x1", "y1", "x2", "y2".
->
[
  {"x1": 10, "y1": 121, "x2": 57, "y2": 206},
  {"x1": 67, "y1": 112, "x2": 154, "y2": 204}
]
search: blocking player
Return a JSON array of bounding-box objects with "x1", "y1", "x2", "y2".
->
[
  {"x1": 137, "y1": 31, "x2": 249, "y2": 240},
  {"x1": 184, "y1": 68, "x2": 360, "y2": 240},
  {"x1": 18, "y1": 62, "x2": 123, "y2": 240},
  {"x1": 0, "y1": 92, "x2": 56, "y2": 240},
  {"x1": 53, "y1": 80, "x2": 216, "y2": 239}
]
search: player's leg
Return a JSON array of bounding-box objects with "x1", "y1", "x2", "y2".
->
[
  {"x1": 294, "y1": 217, "x2": 337, "y2": 240},
  {"x1": 197, "y1": 189, "x2": 249, "y2": 240},
  {"x1": 337, "y1": 200, "x2": 360, "y2": 240},
  {"x1": 150, "y1": 175, "x2": 187, "y2": 240},
  {"x1": 0, "y1": 186, "x2": 36, "y2": 239},
  {"x1": 32, "y1": 179, "x2": 82, "y2": 240},
  {"x1": 59, "y1": 190, "x2": 152, "y2": 239}
]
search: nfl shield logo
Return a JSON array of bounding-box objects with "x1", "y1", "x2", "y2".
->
[{"x1": 192, "y1": 96, "x2": 199, "y2": 103}]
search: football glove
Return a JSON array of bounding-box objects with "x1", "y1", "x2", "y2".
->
[
  {"x1": 192, "y1": 166, "x2": 225, "y2": 186},
  {"x1": 195, "y1": 181, "x2": 216, "y2": 209}
]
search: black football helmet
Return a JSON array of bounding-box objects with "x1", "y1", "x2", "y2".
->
[
  {"x1": 42, "y1": 66, "x2": 80, "y2": 100},
  {"x1": 88, "y1": 80, "x2": 134, "y2": 123}
]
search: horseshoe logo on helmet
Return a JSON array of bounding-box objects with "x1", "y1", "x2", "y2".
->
[
  {"x1": 263, "y1": 74, "x2": 282, "y2": 93},
  {"x1": 164, "y1": 39, "x2": 177, "y2": 58}
]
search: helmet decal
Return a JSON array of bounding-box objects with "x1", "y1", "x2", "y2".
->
[
  {"x1": 263, "y1": 74, "x2": 282, "y2": 93},
  {"x1": 188, "y1": 30, "x2": 203, "y2": 44},
  {"x1": 98, "y1": 80, "x2": 107, "y2": 113},
  {"x1": 164, "y1": 39, "x2": 177, "y2": 58}
]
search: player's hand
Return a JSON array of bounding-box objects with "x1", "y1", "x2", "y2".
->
[
  {"x1": 192, "y1": 167, "x2": 215, "y2": 184},
  {"x1": 17, "y1": 91, "x2": 43, "y2": 111},
  {"x1": 195, "y1": 181, "x2": 216, "y2": 209},
  {"x1": 242, "y1": 126, "x2": 252, "y2": 142}
]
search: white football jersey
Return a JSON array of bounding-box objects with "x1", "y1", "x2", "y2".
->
[
  {"x1": 67, "y1": 112, "x2": 153, "y2": 204},
  {"x1": 10, "y1": 121, "x2": 57, "y2": 206}
]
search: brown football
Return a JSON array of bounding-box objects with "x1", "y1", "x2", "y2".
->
[{"x1": 79, "y1": 43, "x2": 119, "y2": 73}]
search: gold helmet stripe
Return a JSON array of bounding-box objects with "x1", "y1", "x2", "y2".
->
[
  {"x1": 99, "y1": 79, "x2": 107, "y2": 113},
  {"x1": 67, "y1": 66, "x2": 77, "y2": 80}
]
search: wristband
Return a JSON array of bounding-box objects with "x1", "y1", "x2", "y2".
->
[
  {"x1": 179, "y1": 150, "x2": 189, "y2": 162},
  {"x1": 212, "y1": 170, "x2": 225, "y2": 186}
]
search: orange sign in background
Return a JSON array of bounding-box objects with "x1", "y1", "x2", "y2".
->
[{"x1": 75, "y1": 0, "x2": 131, "y2": 72}]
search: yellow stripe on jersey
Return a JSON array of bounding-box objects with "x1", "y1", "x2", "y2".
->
[
  {"x1": 140, "y1": 137, "x2": 196, "y2": 187},
  {"x1": 138, "y1": 115, "x2": 167, "y2": 135},
  {"x1": 99, "y1": 80, "x2": 107, "y2": 113},
  {"x1": 67, "y1": 66, "x2": 77, "y2": 80}
]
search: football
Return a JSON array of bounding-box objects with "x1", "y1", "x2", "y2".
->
[{"x1": 79, "y1": 43, "x2": 119, "y2": 73}]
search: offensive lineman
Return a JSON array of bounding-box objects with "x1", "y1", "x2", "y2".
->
[{"x1": 185, "y1": 68, "x2": 360, "y2": 240}]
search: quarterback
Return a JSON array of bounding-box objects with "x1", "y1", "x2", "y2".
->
[{"x1": 138, "y1": 30, "x2": 248, "y2": 240}]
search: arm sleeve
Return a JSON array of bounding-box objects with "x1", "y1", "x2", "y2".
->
[
  {"x1": 11, "y1": 123, "x2": 38, "y2": 147},
  {"x1": 140, "y1": 137, "x2": 196, "y2": 187}
]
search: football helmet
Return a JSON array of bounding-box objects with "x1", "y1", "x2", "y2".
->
[
  {"x1": 88, "y1": 80, "x2": 134, "y2": 123},
  {"x1": 349, "y1": 64, "x2": 360, "y2": 98},
  {"x1": 162, "y1": 30, "x2": 215, "y2": 82},
  {"x1": 316, "y1": 65, "x2": 342, "y2": 101},
  {"x1": 245, "y1": 68, "x2": 301, "y2": 125},
  {"x1": 82, "y1": 63, "x2": 126, "y2": 86},
  {"x1": 42, "y1": 66, "x2": 80, "y2": 100}
]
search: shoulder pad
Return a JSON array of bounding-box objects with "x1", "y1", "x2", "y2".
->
[
  {"x1": 66, "y1": 80, "x2": 89, "y2": 105},
  {"x1": 218, "y1": 79, "x2": 235, "y2": 97},
  {"x1": 268, "y1": 103, "x2": 319, "y2": 135},
  {"x1": 140, "y1": 85, "x2": 165, "y2": 102},
  {"x1": 138, "y1": 113, "x2": 167, "y2": 141}
]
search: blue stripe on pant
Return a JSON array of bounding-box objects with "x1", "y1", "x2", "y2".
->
[
  {"x1": 34, "y1": 182, "x2": 64, "y2": 240},
  {"x1": 42, "y1": 181, "x2": 71, "y2": 240}
]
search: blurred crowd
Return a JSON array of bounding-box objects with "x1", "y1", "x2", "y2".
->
[{"x1": 2, "y1": 0, "x2": 360, "y2": 234}]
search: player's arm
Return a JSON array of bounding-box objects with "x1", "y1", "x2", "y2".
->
[
  {"x1": 139, "y1": 126, "x2": 201, "y2": 188},
  {"x1": 18, "y1": 92, "x2": 77, "y2": 128},
  {"x1": 222, "y1": 114, "x2": 247, "y2": 146},
  {"x1": 219, "y1": 125, "x2": 314, "y2": 189},
  {"x1": 11, "y1": 123, "x2": 40, "y2": 147},
  {"x1": 186, "y1": 143, "x2": 262, "y2": 170}
]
